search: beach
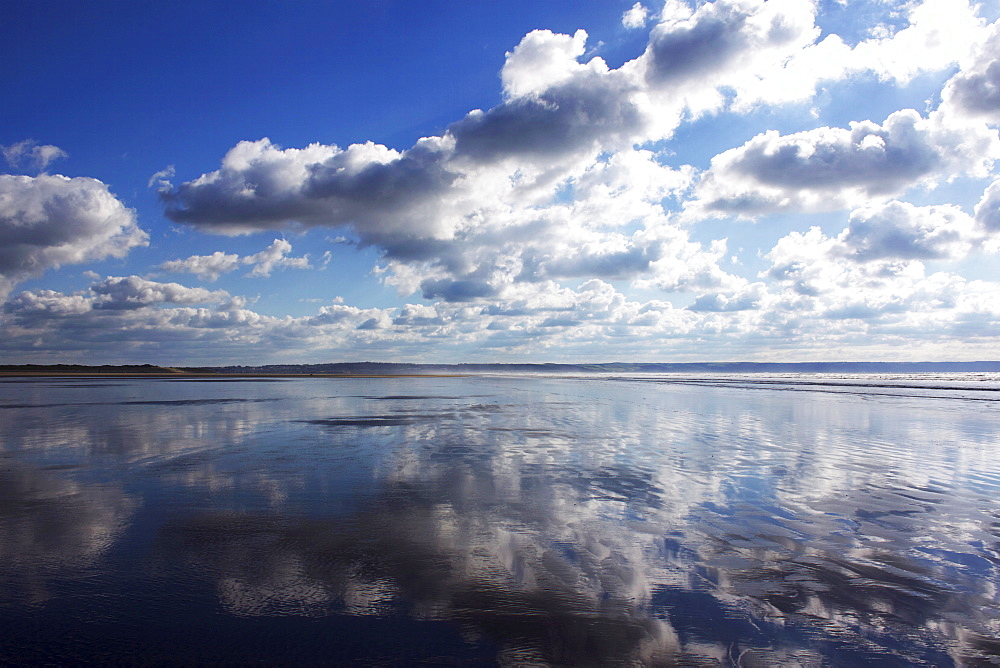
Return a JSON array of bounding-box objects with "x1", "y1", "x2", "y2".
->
[{"x1": 1, "y1": 373, "x2": 997, "y2": 664}]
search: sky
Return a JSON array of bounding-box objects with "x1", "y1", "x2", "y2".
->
[{"x1": 2, "y1": 0, "x2": 1000, "y2": 365}]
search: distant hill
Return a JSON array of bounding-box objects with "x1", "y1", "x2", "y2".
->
[
  {"x1": 3, "y1": 361, "x2": 999, "y2": 375},
  {"x1": 195, "y1": 361, "x2": 1000, "y2": 374},
  {"x1": 0, "y1": 364, "x2": 185, "y2": 374}
]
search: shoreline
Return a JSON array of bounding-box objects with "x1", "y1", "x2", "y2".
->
[{"x1": 0, "y1": 372, "x2": 468, "y2": 379}]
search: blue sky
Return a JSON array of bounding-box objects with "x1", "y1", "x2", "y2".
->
[{"x1": 2, "y1": 0, "x2": 999, "y2": 365}]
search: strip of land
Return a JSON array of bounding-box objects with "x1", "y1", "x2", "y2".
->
[{"x1": 2, "y1": 361, "x2": 999, "y2": 377}]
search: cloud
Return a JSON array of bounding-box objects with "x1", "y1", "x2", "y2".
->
[
  {"x1": 689, "y1": 109, "x2": 1000, "y2": 217},
  {"x1": 119, "y1": 0, "x2": 1000, "y2": 362},
  {"x1": 688, "y1": 283, "x2": 766, "y2": 312},
  {"x1": 974, "y1": 178, "x2": 1000, "y2": 233},
  {"x1": 242, "y1": 238, "x2": 311, "y2": 277},
  {"x1": 420, "y1": 278, "x2": 499, "y2": 302},
  {"x1": 642, "y1": 0, "x2": 818, "y2": 93},
  {"x1": 1, "y1": 140, "x2": 68, "y2": 171},
  {"x1": 849, "y1": 0, "x2": 984, "y2": 85},
  {"x1": 0, "y1": 174, "x2": 148, "y2": 301},
  {"x1": 89, "y1": 276, "x2": 229, "y2": 310},
  {"x1": 940, "y1": 21, "x2": 1000, "y2": 124},
  {"x1": 156, "y1": 1, "x2": 994, "y2": 306},
  {"x1": 762, "y1": 209, "x2": 998, "y2": 322},
  {"x1": 159, "y1": 238, "x2": 311, "y2": 281},
  {"x1": 147, "y1": 165, "x2": 176, "y2": 190},
  {"x1": 836, "y1": 201, "x2": 981, "y2": 262},
  {"x1": 622, "y1": 3, "x2": 648, "y2": 29},
  {"x1": 157, "y1": 0, "x2": 828, "y2": 242},
  {"x1": 158, "y1": 251, "x2": 240, "y2": 282}
]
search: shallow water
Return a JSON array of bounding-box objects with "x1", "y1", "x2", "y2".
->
[{"x1": 1, "y1": 374, "x2": 998, "y2": 665}]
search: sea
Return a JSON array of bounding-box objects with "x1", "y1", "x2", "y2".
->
[{"x1": 0, "y1": 372, "x2": 998, "y2": 665}]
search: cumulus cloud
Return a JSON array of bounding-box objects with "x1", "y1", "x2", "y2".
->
[
  {"x1": 2, "y1": 276, "x2": 231, "y2": 334},
  {"x1": 90, "y1": 276, "x2": 229, "y2": 310},
  {"x1": 689, "y1": 109, "x2": 1000, "y2": 217},
  {"x1": 159, "y1": 238, "x2": 311, "y2": 281},
  {"x1": 850, "y1": 0, "x2": 984, "y2": 85},
  {"x1": 117, "y1": 0, "x2": 1000, "y2": 362},
  {"x1": 622, "y1": 3, "x2": 648, "y2": 29},
  {"x1": 158, "y1": 251, "x2": 240, "y2": 282},
  {"x1": 158, "y1": 0, "x2": 832, "y2": 242},
  {"x1": 762, "y1": 204, "x2": 999, "y2": 322},
  {"x1": 0, "y1": 174, "x2": 148, "y2": 300},
  {"x1": 835, "y1": 201, "x2": 981, "y2": 262},
  {"x1": 1, "y1": 140, "x2": 68, "y2": 171},
  {"x1": 156, "y1": 0, "x2": 995, "y2": 309},
  {"x1": 641, "y1": 0, "x2": 819, "y2": 108},
  {"x1": 242, "y1": 238, "x2": 311, "y2": 277},
  {"x1": 974, "y1": 178, "x2": 1000, "y2": 232},
  {"x1": 940, "y1": 21, "x2": 1000, "y2": 124}
]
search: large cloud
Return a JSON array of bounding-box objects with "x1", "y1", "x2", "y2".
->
[
  {"x1": 123, "y1": 0, "x2": 1000, "y2": 362},
  {"x1": 762, "y1": 197, "x2": 1000, "y2": 322},
  {"x1": 157, "y1": 1, "x2": 997, "y2": 309},
  {"x1": 835, "y1": 201, "x2": 982, "y2": 262},
  {"x1": 0, "y1": 174, "x2": 148, "y2": 300},
  {"x1": 688, "y1": 109, "x2": 1000, "y2": 217},
  {"x1": 89, "y1": 276, "x2": 230, "y2": 310}
]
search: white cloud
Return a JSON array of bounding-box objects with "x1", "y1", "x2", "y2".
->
[
  {"x1": 147, "y1": 165, "x2": 176, "y2": 190},
  {"x1": 159, "y1": 251, "x2": 240, "y2": 282},
  {"x1": 763, "y1": 216, "x2": 999, "y2": 323},
  {"x1": 689, "y1": 109, "x2": 1000, "y2": 217},
  {"x1": 622, "y1": 3, "x2": 649, "y2": 29},
  {"x1": 1, "y1": 140, "x2": 68, "y2": 171},
  {"x1": 849, "y1": 0, "x2": 984, "y2": 85},
  {"x1": 159, "y1": 238, "x2": 311, "y2": 281},
  {"x1": 109, "y1": 0, "x2": 1000, "y2": 363},
  {"x1": 242, "y1": 238, "x2": 311, "y2": 277},
  {"x1": 159, "y1": 0, "x2": 992, "y2": 258},
  {"x1": 0, "y1": 174, "x2": 148, "y2": 301},
  {"x1": 500, "y1": 29, "x2": 593, "y2": 99},
  {"x1": 640, "y1": 0, "x2": 821, "y2": 115},
  {"x1": 90, "y1": 276, "x2": 229, "y2": 310},
  {"x1": 836, "y1": 201, "x2": 982, "y2": 262}
]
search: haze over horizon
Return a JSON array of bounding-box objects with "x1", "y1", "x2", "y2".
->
[{"x1": 3, "y1": 0, "x2": 1000, "y2": 365}]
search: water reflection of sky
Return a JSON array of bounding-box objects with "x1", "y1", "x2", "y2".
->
[{"x1": 0, "y1": 375, "x2": 998, "y2": 665}]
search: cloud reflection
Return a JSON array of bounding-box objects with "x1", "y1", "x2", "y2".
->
[
  {"x1": 0, "y1": 460, "x2": 136, "y2": 605},
  {"x1": 1, "y1": 376, "x2": 999, "y2": 664}
]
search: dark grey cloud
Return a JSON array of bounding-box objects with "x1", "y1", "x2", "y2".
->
[
  {"x1": 941, "y1": 24, "x2": 1000, "y2": 123},
  {"x1": 728, "y1": 116, "x2": 935, "y2": 193},
  {"x1": 541, "y1": 244, "x2": 658, "y2": 280},
  {"x1": 975, "y1": 179, "x2": 1000, "y2": 231},
  {"x1": 420, "y1": 278, "x2": 499, "y2": 302},
  {"x1": 946, "y1": 62, "x2": 1000, "y2": 120},
  {"x1": 646, "y1": 7, "x2": 751, "y2": 86},
  {"x1": 450, "y1": 74, "x2": 645, "y2": 164}
]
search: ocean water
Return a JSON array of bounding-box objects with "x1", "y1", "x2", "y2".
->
[{"x1": 0, "y1": 373, "x2": 997, "y2": 665}]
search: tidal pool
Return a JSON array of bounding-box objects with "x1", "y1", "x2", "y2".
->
[{"x1": 0, "y1": 374, "x2": 998, "y2": 665}]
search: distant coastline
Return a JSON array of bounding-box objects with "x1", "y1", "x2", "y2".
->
[{"x1": 2, "y1": 361, "x2": 1000, "y2": 377}]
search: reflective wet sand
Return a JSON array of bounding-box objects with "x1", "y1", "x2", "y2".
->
[{"x1": 1, "y1": 374, "x2": 998, "y2": 665}]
